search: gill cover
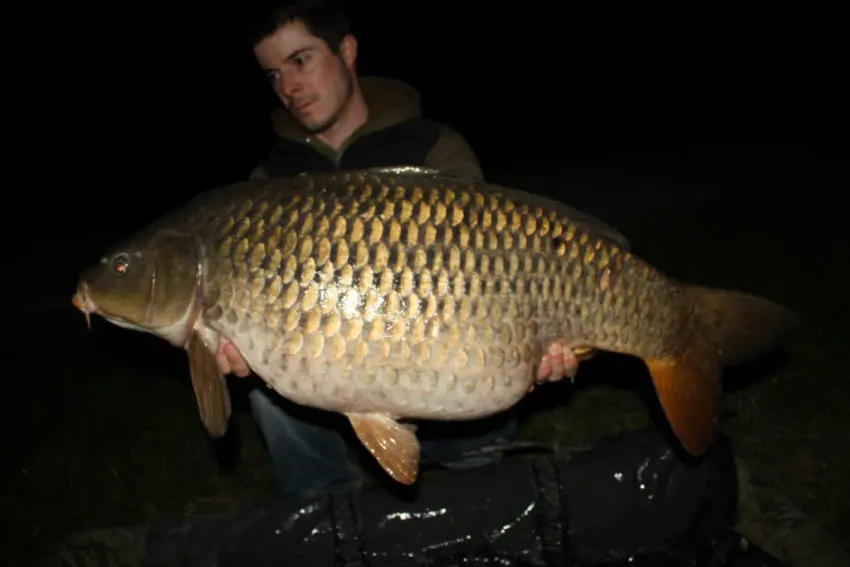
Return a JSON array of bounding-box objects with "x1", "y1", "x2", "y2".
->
[{"x1": 82, "y1": 230, "x2": 202, "y2": 333}]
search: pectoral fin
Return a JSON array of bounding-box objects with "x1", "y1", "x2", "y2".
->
[
  {"x1": 346, "y1": 412, "x2": 420, "y2": 485},
  {"x1": 186, "y1": 330, "x2": 232, "y2": 438}
]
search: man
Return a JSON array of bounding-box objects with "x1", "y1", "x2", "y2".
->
[
  {"x1": 243, "y1": 6, "x2": 481, "y2": 180},
  {"x1": 216, "y1": 0, "x2": 519, "y2": 503}
]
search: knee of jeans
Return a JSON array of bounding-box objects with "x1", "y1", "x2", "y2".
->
[
  {"x1": 247, "y1": 389, "x2": 346, "y2": 450},
  {"x1": 248, "y1": 388, "x2": 286, "y2": 429},
  {"x1": 248, "y1": 387, "x2": 271, "y2": 410}
]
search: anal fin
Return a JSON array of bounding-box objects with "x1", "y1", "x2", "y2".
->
[
  {"x1": 644, "y1": 332, "x2": 721, "y2": 457},
  {"x1": 346, "y1": 412, "x2": 420, "y2": 485},
  {"x1": 186, "y1": 330, "x2": 232, "y2": 438}
]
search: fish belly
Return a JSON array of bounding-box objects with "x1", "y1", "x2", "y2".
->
[{"x1": 214, "y1": 316, "x2": 539, "y2": 421}]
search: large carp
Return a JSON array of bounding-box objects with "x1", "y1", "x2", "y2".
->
[{"x1": 71, "y1": 168, "x2": 797, "y2": 484}]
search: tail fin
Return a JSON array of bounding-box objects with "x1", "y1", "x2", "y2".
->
[
  {"x1": 644, "y1": 285, "x2": 799, "y2": 457},
  {"x1": 645, "y1": 331, "x2": 721, "y2": 457},
  {"x1": 683, "y1": 285, "x2": 800, "y2": 367}
]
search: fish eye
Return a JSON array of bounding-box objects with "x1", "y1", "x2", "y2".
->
[{"x1": 112, "y1": 253, "x2": 130, "y2": 276}]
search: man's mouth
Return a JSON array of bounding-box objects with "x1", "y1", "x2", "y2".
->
[{"x1": 293, "y1": 100, "x2": 314, "y2": 114}]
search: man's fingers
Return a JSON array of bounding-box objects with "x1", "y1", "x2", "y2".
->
[
  {"x1": 215, "y1": 350, "x2": 232, "y2": 375},
  {"x1": 214, "y1": 341, "x2": 251, "y2": 377},
  {"x1": 224, "y1": 342, "x2": 251, "y2": 377}
]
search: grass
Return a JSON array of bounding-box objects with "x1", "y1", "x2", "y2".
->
[{"x1": 5, "y1": 159, "x2": 847, "y2": 564}]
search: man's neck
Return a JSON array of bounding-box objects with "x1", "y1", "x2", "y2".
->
[{"x1": 314, "y1": 82, "x2": 368, "y2": 151}]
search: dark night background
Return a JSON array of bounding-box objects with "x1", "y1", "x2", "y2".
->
[
  {"x1": 4, "y1": 2, "x2": 849, "y2": 563},
  {"x1": 15, "y1": 3, "x2": 847, "y2": 243}
]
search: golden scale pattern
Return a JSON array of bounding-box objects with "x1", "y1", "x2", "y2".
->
[{"x1": 200, "y1": 172, "x2": 673, "y2": 394}]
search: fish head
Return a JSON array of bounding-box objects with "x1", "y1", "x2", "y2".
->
[{"x1": 72, "y1": 229, "x2": 202, "y2": 346}]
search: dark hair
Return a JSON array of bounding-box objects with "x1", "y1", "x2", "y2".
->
[{"x1": 244, "y1": 0, "x2": 352, "y2": 54}]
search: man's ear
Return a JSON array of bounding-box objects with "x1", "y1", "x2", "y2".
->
[{"x1": 340, "y1": 33, "x2": 358, "y2": 68}]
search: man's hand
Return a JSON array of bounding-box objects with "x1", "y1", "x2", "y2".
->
[{"x1": 216, "y1": 340, "x2": 251, "y2": 378}]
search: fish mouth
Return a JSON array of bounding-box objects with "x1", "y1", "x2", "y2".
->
[
  {"x1": 71, "y1": 281, "x2": 160, "y2": 336},
  {"x1": 71, "y1": 282, "x2": 97, "y2": 331}
]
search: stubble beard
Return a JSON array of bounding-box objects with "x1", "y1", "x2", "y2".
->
[{"x1": 300, "y1": 69, "x2": 355, "y2": 135}]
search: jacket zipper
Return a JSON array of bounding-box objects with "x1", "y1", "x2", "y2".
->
[{"x1": 305, "y1": 135, "x2": 344, "y2": 171}]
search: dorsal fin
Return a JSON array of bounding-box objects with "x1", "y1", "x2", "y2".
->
[
  {"x1": 313, "y1": 166, "x2": 632, "y2": 251},
  {"x1": 489, "y1": 185, "x2": 632, "y2": 250},
  {"x1": 384, "y1": 168, "x2": 632, "y2": 250},
  {"x1": 366, "y1": 165, "x2": 442, "y2": 176}
]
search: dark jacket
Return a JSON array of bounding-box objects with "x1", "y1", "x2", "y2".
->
[{"x1": 249, "y1": 77, "x2": 483, "y2": 181}]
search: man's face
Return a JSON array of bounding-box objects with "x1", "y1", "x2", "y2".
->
[{"x1": 254, "y1": 20, "x2": 357, "y2": 134}]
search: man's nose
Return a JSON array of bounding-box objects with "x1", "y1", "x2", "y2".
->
[{"x1": 277, "y1": 74, "x2": 302, "y2": 99}]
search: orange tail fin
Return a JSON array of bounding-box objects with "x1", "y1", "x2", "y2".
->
[
  {"x1": 645, "y1": 331, "x2": 721, "y2": 457},
  {"x1": 646, "y1": 285, "x2": 799, "y2": 457}
]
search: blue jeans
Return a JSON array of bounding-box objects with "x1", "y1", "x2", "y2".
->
[{"x1": 248, "y1": 387, "x2": 519, "y2": 501}]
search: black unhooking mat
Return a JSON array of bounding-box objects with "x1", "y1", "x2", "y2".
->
[{"x1": 142, "y1": 427, "x2": 785, "y2": 567}]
